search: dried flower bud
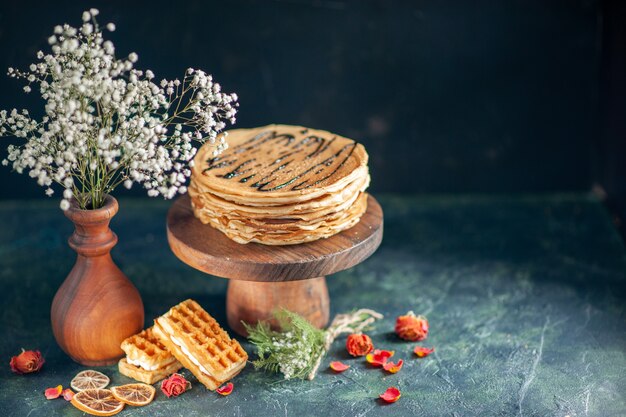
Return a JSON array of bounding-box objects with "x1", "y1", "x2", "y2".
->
[
  {"x1": 10, "y1": 349, "x2": 45, "y2": 374},
  {"x1": 395, "y1": 311, "x2": 428, "y2": 341},
  {"x1": 346, "y1": 333, "x2": 374, "y2": 357},
  {"x1": 161, "y1": 373, "x2": 190, "y2": 398}
]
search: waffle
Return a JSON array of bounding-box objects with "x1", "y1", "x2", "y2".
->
[
  {"x1": 153, "y1": 299, "x2": 248, "y2": 390},
  {"x1": 118, "y1": 326, "x2": 182, "y2": 384},
  {"x1": 118, "y1": 358, "x2": 182, "y2": 385}
]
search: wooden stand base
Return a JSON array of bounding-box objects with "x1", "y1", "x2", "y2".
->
[
  {"x1": 227, "y1": 277, "x2": 329, "y2": 336},
  {"x1": 167, "y1": 194, "x2": 382, "y2": 337}
]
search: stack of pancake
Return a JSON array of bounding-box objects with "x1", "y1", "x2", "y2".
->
[{"x1": 188, "y1": 124, "x2": 370, "y2": 245}]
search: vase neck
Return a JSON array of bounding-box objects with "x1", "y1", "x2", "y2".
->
[{"x1": 65, "y1": 195, "x2": 119, "y2": 257}]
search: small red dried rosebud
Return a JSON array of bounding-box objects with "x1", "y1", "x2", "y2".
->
[
  {"x1": 346, "y1": 333, "x2": 374, "y2": 357},
  {"x1": 395, "y1": 312, "x2": 429, "y2": 341},
  {"x1": 10, "y1": 349, "x2": 45, "y2": 374},
  {"x1": 161, "y1": 373, "x2": 191, "y2": 398}
]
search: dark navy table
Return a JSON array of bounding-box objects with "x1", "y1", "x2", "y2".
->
[{"x1": 0, "y1": 194, "x2": 624, "y2": 416}]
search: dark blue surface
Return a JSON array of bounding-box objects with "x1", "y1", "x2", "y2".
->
[{"x1": 0, "y1": 194, "x2": 624, "y2": 416}]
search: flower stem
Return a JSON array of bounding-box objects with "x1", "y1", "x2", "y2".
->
[{"x1": 307, "y1": 309, "x2": 383, "y2": 380}]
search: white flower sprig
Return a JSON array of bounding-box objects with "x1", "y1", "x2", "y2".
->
[{"x1": 0, "y1": 9, "x2": 238, "y2": 210}]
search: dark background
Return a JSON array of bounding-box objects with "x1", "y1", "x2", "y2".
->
[{"x1": 0, "y1": 0, "x2": 624, "y2": 224}]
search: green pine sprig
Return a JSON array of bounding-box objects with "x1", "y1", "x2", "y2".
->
[{"x1": 244, "y1": 309, "x2": 326, "y2": 380}]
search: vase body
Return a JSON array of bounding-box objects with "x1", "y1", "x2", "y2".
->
[{"x1": 51, "y1": 195, "x2": 144, "y2": 366}]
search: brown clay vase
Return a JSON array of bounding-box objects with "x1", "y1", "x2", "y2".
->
[{"x1": 51, "y1": 195, "x2": 144, "y2": 366}]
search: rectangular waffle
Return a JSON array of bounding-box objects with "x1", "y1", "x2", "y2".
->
[
  {"x1": 118, "y1": 326, "x2": 182, "y2": 384},
  {"x1": 118, "y1": 357, "x2": 182, "y2": 385},
  {"x1": 153, "y1": 299, "x2": 248, "y2": 390}
]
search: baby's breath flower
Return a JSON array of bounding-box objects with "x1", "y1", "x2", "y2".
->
[
  {"x1": 245, "y1": 310, "x2": 326, "y2": 380},
  {"x1": 1, "y1": 10, "x2": 238, "y2": 211},
  {"x1": 82, "y1": 23, "x2": 93, "y2": 35}
]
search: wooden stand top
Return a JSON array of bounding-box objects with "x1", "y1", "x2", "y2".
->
[{"x1": 166, "y1": 194, "x2": 384, "y2": 282}]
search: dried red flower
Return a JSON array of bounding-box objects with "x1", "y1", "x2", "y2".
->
[
  {"x1": 382, "y1": 359, "x2": 404, "y2": 373},
  {"x1": 365, "y1": 349, "x2": 394, "y2": 367},
  {"x1": 44, "y1": 385, "x2": 63, "y2": 400},
  {"x1": 61, "y1": 388, "x2": 74, "y2": 401},
  {"x1": 161, "y1": 373, "x2": 191, "y2": 398},
  {"x1": 329, "y1": 361, "x2": 350, "y2": 372},
  {"x1": 379, "y1": 387, "x2": 401, "y2": 403},
  {"x1": 395, "y1": 311, "x2": 429, "y2": 341},
  {"x1": 216, "y1": 382, "x2": 234, "y2": 396},
  {"x1": 413, "y1": 346, "x2": 435, "y2": 358},
  {"x1": 10, "y1": 349, "x2": 45, "y2": 374},
  {"x1": 346, "y1": 333, "x2": 374, "y2": 357}
]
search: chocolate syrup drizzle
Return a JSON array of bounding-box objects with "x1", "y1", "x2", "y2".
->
[{"x1": 203, "y1": 129, "x2": 358, "y2": 192}]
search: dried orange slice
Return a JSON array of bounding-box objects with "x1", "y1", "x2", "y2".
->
[
  {"x1": 110, "y1": 383, "x2": 156, "y2": 406},
  {"x1": 71, "y1": 370, "x2": 110, "y2": 391},
  {"x1": 71, "y1": 389, "x2": 124, "y2": 416}
]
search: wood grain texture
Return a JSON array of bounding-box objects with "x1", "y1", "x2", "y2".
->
[
  {"x1": 166, "y1": 193, "x2": 384, "y2": 282},
  {"x1": 51, "y1": 196, "x2": 144, "y2": 366},
  {"x1": 227, "y1": 277, "x2": 330, "y2": 336}
]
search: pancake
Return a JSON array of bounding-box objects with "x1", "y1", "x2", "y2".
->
[
  {"x1": 189, "y1": 124, "x2": 370, "y2": 245},
  {"x1": 192, "y1": 124, "x2": 368, "y2": 204},
  {"x1": 189, "y1": 174, "x2": 369, "y2": 221}
]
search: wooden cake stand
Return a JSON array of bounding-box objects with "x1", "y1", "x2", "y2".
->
[{"x1": 166, "y1": 194, "x2": 383, "y2": 336}]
